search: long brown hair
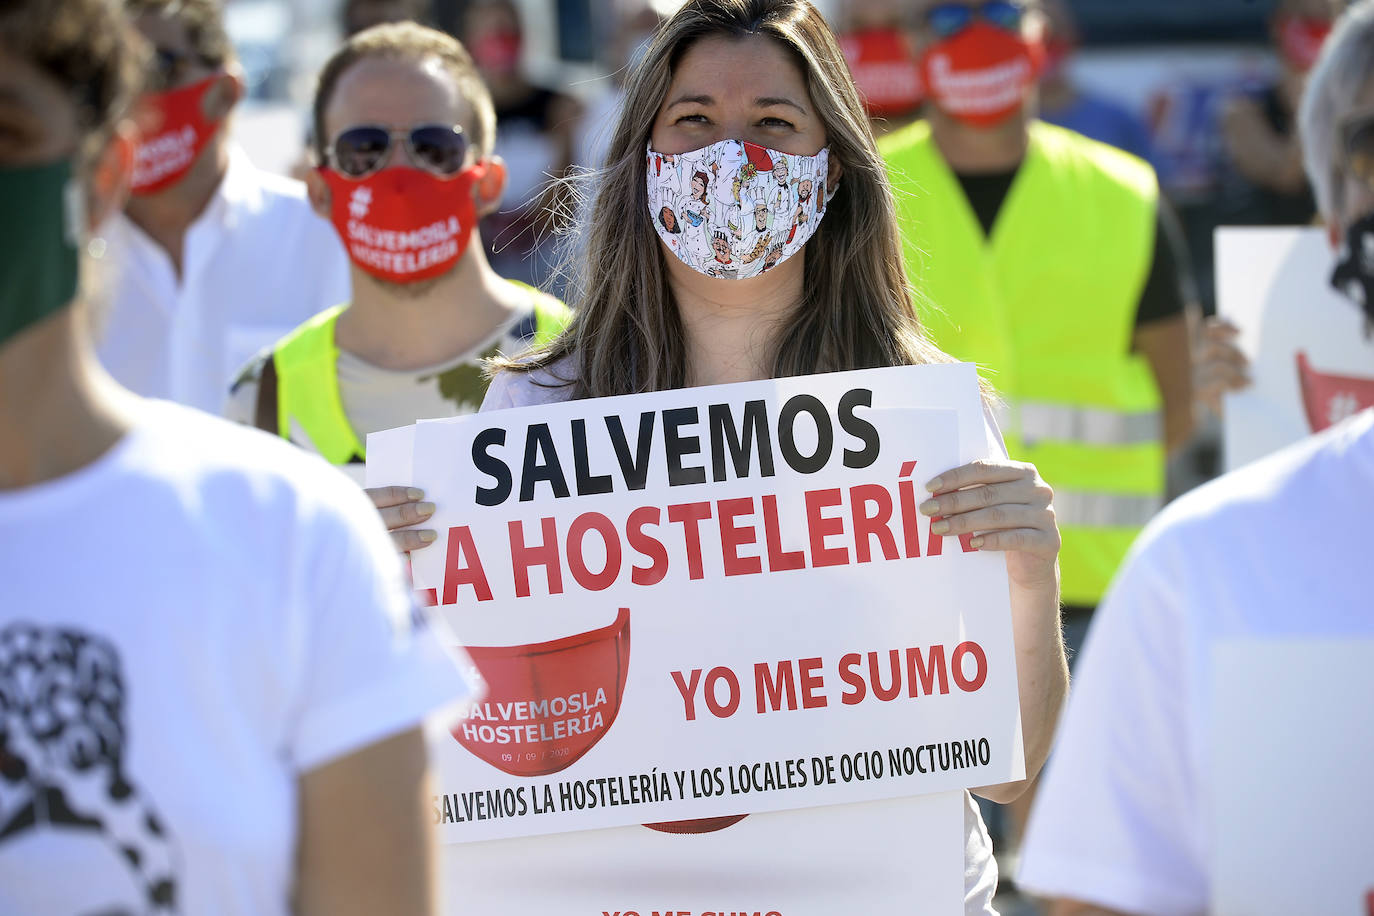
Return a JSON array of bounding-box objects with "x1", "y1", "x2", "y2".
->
[{"x1": 495, "y1": 0, "x2": 952, "y2": 398}]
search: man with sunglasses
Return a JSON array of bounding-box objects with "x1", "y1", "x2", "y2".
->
[
  {"x1": 1019, "y1": 4, "x2": 1374, "y2": 913},
  {"x1": 227, "y1": 22, "x2": 568, "y2": 521},
  {"x1": 880, "y1": 0, "x2": 1196, "y2": 693},
  {"x1": 96, "y1": 0, "x2": 349, "y2": 415}
]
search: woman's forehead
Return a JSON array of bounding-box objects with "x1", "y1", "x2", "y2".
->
[{"x1": 663, "y1": 34, "x2": 809, "y2": 109}]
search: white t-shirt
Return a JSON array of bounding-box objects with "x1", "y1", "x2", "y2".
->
[
  {"x1": 97, "y1": 147, "x2": 350, "y2": 415},
  {"x1": 481, "y1": 363, "x2": 1002, "y2": 916},
  {"x1": 1018, "y1": 409, "x2": 1374, "y2": 914},
  {"x1": 225, "y1": 297, "x2": 556, "y2": 454},
  {"x1": 0, "y1": 402, "x2": 470, "y2": 916}
]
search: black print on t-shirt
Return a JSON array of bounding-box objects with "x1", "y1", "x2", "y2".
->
[{"x1": 0, "y1": 623, "x2": 180, "y2": 913}]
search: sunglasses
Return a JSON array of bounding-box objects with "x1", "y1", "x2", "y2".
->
[
  {"x1": 925, "y1": 1, "x2": 1025, "y2": 40},
  {"x1": 151, "y1": 46, "x2": 218, "y2": 91},
  {"x1": 1342, "y1": 114, "x2": 1374, "y2": 188},
  {"x1": 325, "y1": 124, "x2": 471, "y2": 179}
]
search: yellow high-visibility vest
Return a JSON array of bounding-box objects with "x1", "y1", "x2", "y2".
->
[
  {"x1": 881, "y1": 120, "x2": 1163, "y2": 605},
  {"x1": 264, "y1": 282, "x2": 570, "y2": 465}
]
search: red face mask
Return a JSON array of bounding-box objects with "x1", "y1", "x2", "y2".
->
[
  {"x1": 920, "y1": 23, "x2": 1042, "y2": 128},
  {"x1": 450, "y1": 607, "x2": 631, "y2": 778},
  {"x1": 838, "y1": 28, "x2": 925, "y2": 118},
  {"x1": 131, "y1": 75, "x2": 220, "y2": 195},
  {"x1": 471, "y1": 30, "x2": 522, "y2": 75},
  {"x1": 319, "y1": 164, "x2": 484, "y2": 285},
  {"x1": 1275, "y1": 15, "x2": 1332, "y2": 73}
]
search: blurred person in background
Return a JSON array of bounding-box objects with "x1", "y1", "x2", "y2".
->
[
  {"x1": 1220, "y1": 0, "x2": 1343, "y2": 229},
  {"x1": 1018, "y1": 4, "x2": 1374, "y2": 910},
  {"x1": 880, "y1": 0, "x2": 1197, "y2": 864},
  {"x1": 1036, "y1": 0, "x2": 1155, "y2": 164},
  {"x1": 837, "y1": 0, "x2": 926, "y2": 133},
  {"x1": 575, "y1": 0, "x2": 664, "y2": 171},
  {"x1": 1186, "y1": 0, "x2": 1342, "y2": 464},
  {"x1": 97, "y1": 0, "x2": 349, "y2": 415},
  {"x1": 0, "y1": 0, "x2": 470, "y2": 912},
  {"x1": 460, "y1": 0, "x2": 583, "y2": 291},
  {"x1": 228, "y1": 22, "x2": 569, "y2": 548},
  {"x1": 344, "y1": 0, "x2": 433, "y2": 36},
  {"x1": 882, "y1": 0, "x2": 1196, "y2": 655}
]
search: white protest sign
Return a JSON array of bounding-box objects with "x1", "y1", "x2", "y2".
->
[
  {"x1": 438, "y1": 790, "x2": 966, "y2": 915},
  {"x1": 373, "y1": 430, "x2": 970, "y2": 914},
  {"x1": 376, "y1": 363, "x2": 1022, "y2": 844},
  {"x1": 1209, "y1": 639, "x2": 1374, "y2": 916},
  {"x1": 1216, "y1": 227, "x2": 1374, "y2": 471}
]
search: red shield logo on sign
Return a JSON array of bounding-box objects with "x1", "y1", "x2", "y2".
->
[
  {"x1": 1296, "y1": 351, "x2": 1374, "y2": 433},
  {"x1": 452, "y1": 607, "x2": 631, "y2": 777}
]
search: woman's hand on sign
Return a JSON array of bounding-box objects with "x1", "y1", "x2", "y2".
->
[
  {"x1": 926, "y1": 458, "x2": 1067, "y2": 803},
  {"x1": 365, "y1": 486, "x2": 438, "y2": 554},
  {"x1": 1195, "y1": 317, "x2": 1251, "y2": 415},
  {"x1": 919, "y1": 459, "x2": 1059, "y2": 593}
]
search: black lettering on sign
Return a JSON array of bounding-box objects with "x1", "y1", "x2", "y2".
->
[
  {"x1": 520, "y1": 423, "x2": 570, "y2": 502},
  {"x1": 778, "y1": 394, "x2": 834, "y2": 474},
  {"x1": 607, "y1": 412, "x2": 656, "y2": 491},
  {"x1": 571, "y1": 419, "x2": 614, "y2": 495},
  {"x1": 663, "y1": 406, "x2": 707, "y2": 486},
  {"x1": 709, "y1": 400, "x2": 776, "y2": 481},
  {"x1": 839, "y1": 387, "x2": 880, "y2": 468},
  {"x1": 472, "y1": 427, "x2": 511, "y2": 507}
]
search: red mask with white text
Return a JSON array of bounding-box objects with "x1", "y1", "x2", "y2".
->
[
  {"x1": 131, "y1": 76, "x2": 220, "y2": 195},
  {"x1": 838, "y1": 28, "x2": 925, "y2": 118},
  {"x1": 1275, "y1": 15, "x2": 1332, "y2": 73},
  {"x1": 471, "y1": 30, "x2": 522, "y2": 76},
  {"x1": 920, "y1": 23, "x2": 1042, "y2": 128},
  {"x1": 319, "y1": 164, "x2": 484, "y2": 285}
]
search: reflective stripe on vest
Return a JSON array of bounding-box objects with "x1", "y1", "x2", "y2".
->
[
  {"x1": 1053, "y1": 488, "x2": 1162, "y2": 529},
  {"x1": 270, "y1": 283, "x2": 570, "y2": 465},
  {"x1": 882, "y1": 120, "x2": 1163, "y2": 605},
  {"x1": 993, "y1": 401, "x2": 1163, "y2": 447}
]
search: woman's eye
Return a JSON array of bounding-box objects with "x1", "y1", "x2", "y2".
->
[
  {"x1": 675, "y1": 113, "x2": 709, "y2": 124},
  {"x1": 761, "y1": 117, "x2": 795, "y2": 129}
]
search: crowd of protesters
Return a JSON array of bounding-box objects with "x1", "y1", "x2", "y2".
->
[{"x1": 2, "y1": 0, "x2": 1369, "y2": 912}]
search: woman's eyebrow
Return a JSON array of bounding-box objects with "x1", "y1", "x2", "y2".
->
[
  {"x1": 665, "y1": 93, "x2": 715, "y2": 109},
  {"x1": 756, "y1": 96, "x2": 808, "y2": 114}
]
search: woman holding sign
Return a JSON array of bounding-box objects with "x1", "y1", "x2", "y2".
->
[{"x1": 389, "y1": 0, "x2": 1068, "y2": 907}]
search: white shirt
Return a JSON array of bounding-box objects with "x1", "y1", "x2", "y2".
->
[
  {"x1": 0, "y1": 402, "x2": 470, "y2": 916},
  {"x1": 1018, "y1": 409, "x2": 1374, "y2": 914},
  {"x1": 225, "y1": 294, "x2": 555, "y2": 450},
  {"x1": 97, "y1": 147, "x2": 349, "y2": 414}
]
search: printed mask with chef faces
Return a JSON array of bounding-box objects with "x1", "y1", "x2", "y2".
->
[
  {"x1": 449, "y1": 607, "x2": 631, "y2": 777},
  {"x1": 647, "y1": 139, "x2": 835, "y2": 280}
]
